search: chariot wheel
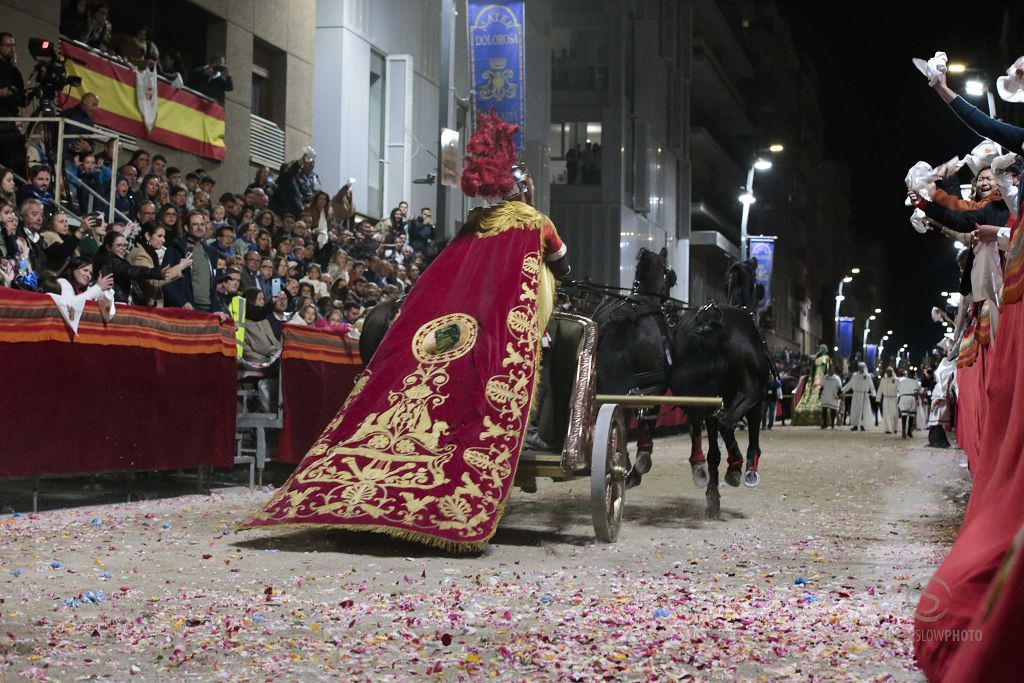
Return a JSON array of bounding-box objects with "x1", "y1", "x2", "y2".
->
[{"x1": 591, "y1": 404, "x2": 628, "y2": 542}]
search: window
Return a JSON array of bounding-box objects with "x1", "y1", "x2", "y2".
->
[
  {"x1": 367, "y1": 51, "x2": 386, "y2": 218},
  {"x1": 549, "y1": 122, "x2": 602, "y2": 185}
]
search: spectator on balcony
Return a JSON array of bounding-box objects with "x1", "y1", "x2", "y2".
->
[
  {"x1": 61, "y1": 0, "x2": 91, "y2": 42},
  {"x1": 0, "y1": 33, "x2": 26, "y2": 176},
  {"x1": 93, "y1": 230, "x2": 167, "y2": 304},
  {"x1": 190, "y1": 55, "x2": 233, "y2": 104},
  {"x1": 150, "y1": 154, "x2": 167, "y2": 179},
  {"x1": 0, "y1": 167, "x2": 17, "y2": 207},
  {"x1": 17, "y1": 165, "x2": 53, "y2": 209},
  {"x1": 162, "y1": 210, "x2": 218, "y2": 311},
  {"x1": 113, "y1": 176, "x2": 134, "y2": 219},
  {"x1": 134, "y1": 199, "x2": 156, "y2": 227},
  {"x1": 158, "y1": 49, "x2": 186, "y2": 88},
  {"x1": 129, "y1": 150, "x2": 150, "y2": 179},
  {"x1": 55, "y1": 255, "x2": 115, "y2": 323},
  {"x1": 210, "y1": 224, "x2": 235, "y2": 260},
  {"x1": 169, "y1": 185, "x2": 188, "y2": 216},
  {"x1": 300, "y1": 262, "x2": 329, "y2": 300},
  {"x1": 129, "y1": 222, "x2": 190, "y2": 307},
  {"x1": 239, "y1": 250, "x2": 262, "y2": 290},
  {"x1": 249, "y1": 165, "x2": 276, "y2": 200},
  {"x1": 39, "y1": 209, "x2": 82, "y2": 272},
  {"x1": 192, "y1": 190, "x2": 210, "y2": 212},
  {"x1": 119, "y1": 25, "x2": 159, "y2": 71},
  {"x1": 63, "y1": 92, "x2": 99, "y2": 165},
  {"x1": 233, "y1": 221, "x2": 257, "y2": 256},
  {"x1": 80, "y1": 3, "x2": 112, "y2": 52},
  {"x1": 71, "y1": 152, "x2": 105, "y2": 213},
  {"x1": 138, "y1": 173, "x2": 160, "y2": 206},
  {"x1": 198, "y1": 174, "x2": 215, "y2": 197},
  {"x1": 155, "y1": 203, "x2": 180, "y2": 242},
  {"x1": 272, "y1": 148, "x2": 320, "y2": 218}
]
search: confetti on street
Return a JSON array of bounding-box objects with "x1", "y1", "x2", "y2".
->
[{"x1": 0, "y1": 430, "x2": 966, "y2": 681}]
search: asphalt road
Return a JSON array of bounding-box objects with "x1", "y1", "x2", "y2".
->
[{"x1": 0, "y1": 424, "x2": 968, "y2": 681}]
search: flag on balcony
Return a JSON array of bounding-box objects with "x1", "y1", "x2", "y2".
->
[{"x1": 61, "y1": 40, "x2": 226, "y2": 160}]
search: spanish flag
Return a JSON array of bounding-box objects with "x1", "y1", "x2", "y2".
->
[{"x1": 61, "y1": 41, "x2": 226, "y2": 160}]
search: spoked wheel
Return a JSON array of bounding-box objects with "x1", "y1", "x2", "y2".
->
[{"x1": 591, "y1": 404, "x2": 628, "y2": 542}]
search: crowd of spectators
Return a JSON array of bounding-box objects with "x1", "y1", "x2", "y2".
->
[{"x1": 0, "y1": 130, "x2": 443, "y2": 370}]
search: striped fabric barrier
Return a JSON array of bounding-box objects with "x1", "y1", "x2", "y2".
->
[
  {"x1": 0, "y1": 289, "x2": 236, "y2": 477},
  {"x1": 61, "y1": 40, "x2": 226, "y2": 160},
  {"x1": 277, "y1": 325, "x2": 363, "y2": 463}
]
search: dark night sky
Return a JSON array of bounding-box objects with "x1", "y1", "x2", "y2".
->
[{"x1": 787, "y1": 4, "x2": 1003, "y2": 359}]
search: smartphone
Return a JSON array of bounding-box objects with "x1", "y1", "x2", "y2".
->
[{"x1": 271, "y1": 277, "x2": 282, "y2": 297}]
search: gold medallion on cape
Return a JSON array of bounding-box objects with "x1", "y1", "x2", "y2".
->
[{"x1": 412, "y1": 313, "x2": 478, "y2": 363}]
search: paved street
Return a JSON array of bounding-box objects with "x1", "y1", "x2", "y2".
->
[{"x1": 0, "y1": 424, "x2": 967, "y2": 681}]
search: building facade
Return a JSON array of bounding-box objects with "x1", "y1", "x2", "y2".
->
[{"x1": 1, "y1": 0, "x2": 315, "y2": 193}]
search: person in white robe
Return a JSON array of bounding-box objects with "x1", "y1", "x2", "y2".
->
[
  {"x1": 878, "y1": 367, "x2": 900, "y2": 434},
  {"x1": 896, "y1": 369, "x2": 922, "y2": 438},
  {"x1": 927, "y1": 359, "x2": 955, "y2": 448},
  {"x1": 842, "y1": 362, "x2": 876, "y2": 431},
  {"x1": 818, "y1": 364, "x2": 843, "y2": 430}
]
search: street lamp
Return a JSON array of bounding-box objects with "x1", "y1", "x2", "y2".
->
[
  {"x1": 834, "y1": 270, "x2": 858, "y2": 360},
  {"x1": 951, "y1": 65, "x2": 997, "y2": 118},
  {"x1": 738, "y1": 144, "x2": 784, "y2": 259},
  {"x1": 862, "y1": 314, "x2": 877, "y2": 353}
]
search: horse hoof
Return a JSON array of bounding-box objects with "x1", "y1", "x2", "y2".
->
[
  {"x1": 724, "y1": 469, "x2": 742, "y2": 487},
  {"x1": 635, "y1": 448, "x2": 653, "y2": 475},
  {"x1": 691, "y1": 462, "x2": 709, "y2": 489},
  {"x1": 625, "y1": 470, "x2": 643, "y2": 489},
  {"x1": 742, "y1": 469, "x2": 760, "y2": 487}
]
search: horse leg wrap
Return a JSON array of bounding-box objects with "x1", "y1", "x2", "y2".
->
[
  {"x1": 746, "y1": 450, "x2": 761, "y2": 472},
  {"x1": 726, "y1": 442, "x2": 743, "y2": 472},
  {"x1": 688, "y1": 433, "x2": 706, "y2": 465}
]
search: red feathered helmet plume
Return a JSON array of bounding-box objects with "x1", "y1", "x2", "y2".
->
[{"x1": 461, "y1": 111, "x2": 521, "y2": 199}]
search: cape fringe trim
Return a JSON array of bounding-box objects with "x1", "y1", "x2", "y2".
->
[{"x1": 235, "y1": 520, "x2": 490, "y2": 553}]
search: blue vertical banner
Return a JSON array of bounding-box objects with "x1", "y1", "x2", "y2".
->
[
  {"x1": 747, "y1": 236, "x2": 776, "y2": 310},
  {"x1": 467, "y1": 1, "x2": 526, "y2": 150},
  {"x1": 838, "y1": 317, "x2": 855, "y2": 360},
  {"x1": 865, "y1": 344, "x2": 878, "y2": 372}
]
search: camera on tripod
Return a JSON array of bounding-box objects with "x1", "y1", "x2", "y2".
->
[{"x1": 26, "y1": 38, "x2": 81, "y2": 115}]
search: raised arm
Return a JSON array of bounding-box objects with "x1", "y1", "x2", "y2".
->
[{"x1": 931, "y1": 71, "x2": 1024, "y2": 151}]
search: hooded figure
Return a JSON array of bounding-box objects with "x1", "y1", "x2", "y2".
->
[{"x1": 842, "y1": 362, "x2": 876, "y2": 431}]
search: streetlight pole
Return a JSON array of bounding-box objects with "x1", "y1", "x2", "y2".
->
[
  {"x1": 739, "y1": 164, "x2": 756, "y2": 260},
  {"x1": 738, "y1": 144, "x2": 783, "y2": 260},
  {"x1": 833, "y1": 267, "x2": 859, "y2": 353}
]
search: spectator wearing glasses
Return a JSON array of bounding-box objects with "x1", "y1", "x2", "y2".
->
[
  {"x1": 162, "y1": 210, "x2": 219, "y2": 311},
  {"x1": 134, "y1": 199, "x2": 157, "y2": 226}
]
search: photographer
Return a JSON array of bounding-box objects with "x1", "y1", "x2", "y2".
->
[
  {"x1": 190, "y1": 55, "x2": 233, "y2": 104},
  {"x1": 0, "y1": 32, "x2": 26, "y2": 174}
]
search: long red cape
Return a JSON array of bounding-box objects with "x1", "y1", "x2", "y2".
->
[{"x1": 238, "y1": 202, "x2": 558, "y2": 551}]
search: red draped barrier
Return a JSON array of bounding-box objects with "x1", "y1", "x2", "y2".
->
[
  {"x1": 916, "y1": 298, "x2": 1024, "y2": 681},
  {"x1": 277, "y1": 325, "x2": 363, "y2": 464},
  {"x1": 0, "y1": 289, "x2": 236, "y2": 477}
]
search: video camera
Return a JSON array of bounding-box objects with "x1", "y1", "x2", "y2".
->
[{"x1": 27, "y1": 38, "x2": 82, "y2": 113}]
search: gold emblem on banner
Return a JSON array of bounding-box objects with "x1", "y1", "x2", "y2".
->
[{"x1": 479, "y1": 57, "x2": 518, "y2": 102}]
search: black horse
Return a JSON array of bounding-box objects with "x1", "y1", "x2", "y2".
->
[
  {"x1": 671, "y1": 262, "x2": 771, "y2": 518},
  {"x1": 358, "y1": 297, "x2": 402, "y2": 364},
  {"x1": 591, "y1": 247, "x2": 676, "y2": 488},
  {"x1": 725, "y1": 257, "x2": 764, "y2": 310}
]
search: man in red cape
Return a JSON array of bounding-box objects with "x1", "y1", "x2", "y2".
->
[{"x1": 238, "y1": 114, "x2": 569, "y2": 551}]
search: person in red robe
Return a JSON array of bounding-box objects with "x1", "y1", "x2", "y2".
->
[{"x1": 239, "y1": 113, "x2": 570, "y2": 551}]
